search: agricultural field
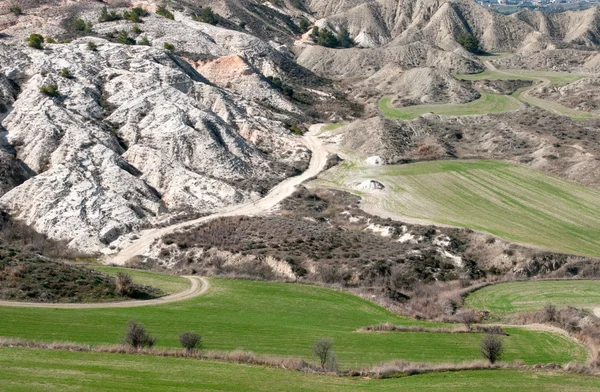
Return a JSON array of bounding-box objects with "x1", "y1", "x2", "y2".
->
[
  {"x1": 314, "y1": 159, "x2": 600, "y2": 258},
  {"x1": 0, "y1": 274, "x2": 586, "y2": 366},
  {"x1": 378, "y1": 93, "x2": 521, "y2": 120},
  {"x1": 465, "y1": 280, "x2": 600, "y2": 316},
  {"x1": 1, "y1": 347, "x2": 600, "y2": 392}
]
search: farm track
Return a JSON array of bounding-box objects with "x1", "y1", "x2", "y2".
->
[
  {"x1": 0, "y1": 276, "x2": 209, "y2": 309},
  {"x1": 107, "y1": 126, "x2": 330, "y2": 266}
]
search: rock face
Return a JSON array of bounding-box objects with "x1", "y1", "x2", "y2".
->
[{"x1": 0, "y1": 37, "x2": 308, "y2": 253}]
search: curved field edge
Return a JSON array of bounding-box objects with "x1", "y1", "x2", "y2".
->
[
  {"x1": 1, "y1": 347, "x2": 599, "y2": 392},
  {"x1": 313, "y1": 159, "x2": 600, "y2": 258},
  {"x1": 89, "y1": 265, "x2": 190, "y2": 295},
  {"x1": 378, "y1": 93, "x2": 520, "y2": 120},
  {"x1": 464, "y1": 280, "x2": 600, "y2": 316},
  {"x1": 0, "y1": 278, "x2": 587, "y2": 366}
]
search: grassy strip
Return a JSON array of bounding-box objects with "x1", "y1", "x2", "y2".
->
[
  {"x1": 89, "y1": 266, "x2": 189, "y2": 294},
  {"x1": 465, "y1": 280, "x2": 600, "y2": 316},
  {"x1": 378, "y1": 93, "x2": 520, "y2": 120},
  {"x1": 454, "y1": 70, "x2": 584, "y2": 85},
  {"x1": 0, "y1": 278, "x2": 587, "y2": 366},
  {"x1": 0, "y1": 346, "x2": 599, "y2": 391}
]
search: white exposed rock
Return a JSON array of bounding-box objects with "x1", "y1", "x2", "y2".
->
[
  {"x1": 366, "y1": 155, "x2": 385, "y2": 165},
  {"x1": 365, "y1": 223, "x2": 394, "y2": 237},
  {"x1": 353, "y1": 179, "x2": 385, "y2": 190}
]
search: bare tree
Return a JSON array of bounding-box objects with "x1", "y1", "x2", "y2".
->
[
  {"x1": 480, "y1": 333, "x2": 504, "y2": 364},
  {"x1": 313, "y1": 337, "x2": 334, "y2": 368},
  {"x1": 115, "y1": 272, "x2": 134, "y2": 297},
  {"x1": 543, "y1": 304, "x2": 557, "y2": 322},
  {"x1": 179, "y1": 332, "x2": 202, "y2": 352},
  {"x1": 124, "y1": 320, "x2": 155, "y2": 349},
  {"x1": 457, "y1": 309, "x2": 477, "y2": 330}
]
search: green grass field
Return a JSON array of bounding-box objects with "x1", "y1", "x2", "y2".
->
[
  {"x1": 511, "y1": 87, "x2": 593, "y2": 121},
  {"x1": 1, "y1": 347, "x2": 599, "y2": 392},
  {"x1": 465, "y1": 280, "x2": 600, "y2": 316},
  {"x1": 89, "y1": 265, "x2": 189, "y2": 294},
  {"x1": 314, "y1": 159, "x2": 600, "y2": 258},
  {"x1": 0, "y1": 276, "x2": 586, "y2": 366},
  {"x1": 378, "y1": 94, "x2": 521, "y2": 120},
  {"x1": 321, "y1": 123, "x2": 345, "y2": 132}
]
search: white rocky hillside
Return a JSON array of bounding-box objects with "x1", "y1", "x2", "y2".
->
[{"x1": 0, "y1": 38, "x2": 309, "y2": 253}]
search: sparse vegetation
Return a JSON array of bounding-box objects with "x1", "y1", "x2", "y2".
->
[
  {"x1": 98, "y1": 6, "x2": 122, "y2": 23},
  {"x1": 87, "y1": 41, "x2": 98, "y2": 51},
  {"x1": 59, "y1": 68, "x2": 73, "y2": 79},
  {"x1": 72, "y1": 17, "x2": 93, "y2": 33},
  {"x1": 194, "y1": 7, "x2": 219, "y2": 25},
  {"x1": 45, "y1": 37, "x2": 57, "y2": 44},
  {"x1": 116, "y1": 30, "x2": 135, "y2": 45},
  {"x1": 310, "y1": 26, "x2": 355, "y2": 48},
  {"x1": 132, "y1": 23, "x2": 142, "y2": 34},
  {"x1": 138, "y1": 35, "x2": 151, "y2": 46},
  {"x1": 26, "y1": 33, "x2": 44, "y2": 49},
  {"x1": 156, "y1": 5, "x2": 174, "y2": 20},
  {"x1": 299, "y1": 18, "x2": 311, "y2": 33},
  {"x1": 163, "y1": 42, "x2": 175, "y2": 51},
  {"x1": 10, "y1": 6, "x2": 23, "y2": 16},
  {"x1": 39, "y1": 84, "x2": 59, "y2": 97}
]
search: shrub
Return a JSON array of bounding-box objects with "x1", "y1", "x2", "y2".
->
[
  {"x1": 131, "y1": 7, "x2": 148, "y2": 18},
  {"x1": 138, "y1": 35, "x2": 151, "y2": 46},
  {"x1": 312, "y1": 337, "x2": 334, "y2": 369},
  {"x1": 46, "y1": 37, "x2": 57, "y2": 44},
  {"x1": 480, "y1": 333, "x2": 504, "y2": 364},
  {"x1": 156, "y1": 5, "x2": 174, "y2": 20},
  {"x1": 26, "y1": 34, "x2": 44, "y2": 49},
  {"x1": 39, "y1": 84, "x2": 59, "y2": 97},
  {"x1": 132, "y1": 24, "x2": 142, "y2": 34},
  {"x1": 116, "y1": 30, "x2": 135, "y2": 45},
  {"x1": 59, "y1": 68, "x2": 73, "y2": 79},
  {"x1": 98, "y1": 6, "x2": 122, "y2": 22},
  {"x1": 195, "y1": 7, "x2": 218, "y2": 25},
  {"x1": 87, "y1": 41, "x2": 98, "y2": 51},
  {"x1": 73, "y1": 17, "x2": 93, "y2": 33},
  {"x1": 298, "y1": 18, "x2": 311, "y2": 33},
  {"x1": 316, "y1": 28, "x2": 338, "y2": 48},
  {"x1": 10, "y1": 6, "x2": 22, "y2": 16},
  {"x1": 124, "y1": 320, "x2": 155, "y2": 349},
  {"x1": 457, "y1": 32, "x2": 480, "y2": 53},
  {"x1": 178, "y1": 332, "x2": 202, "y2": 352},
  {"x1": 290, "y1": 125, "x2": 303, "y2": 135},
  {"x1": 163, "y1": 42, "x2": 175, "y2": 51},
  {"x1": 115, "y1": 272, "x2": 134, "y2": 296},
  {"x1": 543, "y1": 303, "x2": 557, "y2": 322},
  {"x1": 457, "y1": 309, "x2": 477, "y2": 330}
]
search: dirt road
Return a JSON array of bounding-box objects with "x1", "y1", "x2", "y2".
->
[
  {"x1": 107, "y1": 125, "x2": 329, "y2": 266},
  {"x1": 0, "y1": 276, "x2": 209, "y2": 309}
]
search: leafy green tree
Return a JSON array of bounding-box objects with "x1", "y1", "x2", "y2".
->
[
  {"x1": 336, "y1": 26, "x2": 355, "y2": 48},
  {"x1": 317, "y1": 28, "x2": 338, "y2": 48},
  {"x1": 26, "y1": 34, "x2": 44, "y2": 49},
  {"x1": 457, "y1": 32, "x2": 480, "y2": 53}
]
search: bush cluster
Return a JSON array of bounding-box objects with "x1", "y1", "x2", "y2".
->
[{"x1": 310, "y1": 26, "x2": 355, "y2": 48}]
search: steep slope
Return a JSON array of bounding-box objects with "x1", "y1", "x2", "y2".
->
[{"x1": 0, "y1": 39, "x2": 308, "y2": 253}]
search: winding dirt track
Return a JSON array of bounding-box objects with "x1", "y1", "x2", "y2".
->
[
  {"x1": 0, "y1": 276, "x2": 209, "y2": 308},
  {"x1": 107, "y1": 125, "x2": 329, "y2": 266}
]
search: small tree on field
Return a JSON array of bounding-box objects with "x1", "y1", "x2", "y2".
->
[
  {"x1": 543, "y1": 303, "x2": 557, "y2": 322},
  {"x1": 124, "y1": 320, "x2": 156, "y2": 349},
  {"x1": 27, "y1": 34, "x2": 44, "y2": 49},
  {"x1": 480, "y1": 333, "x2": 504, "y2": 364},
  {"x1": 457, "y1": 309, "x2": 477, "y2": 330},
  {"x1": 179, "y1": 332, "x2": 202, "y2": 352},
  {"x1": 313, "y1": 337, "x2": 334, "y2": 369}
]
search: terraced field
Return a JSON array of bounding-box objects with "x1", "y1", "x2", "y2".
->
[
  {"x1": 0, "y1": 272, "x2": 586, "y2": 366},
  {"x1": 378, "y1": 93, "x2": 520, "y2": 120},
  {"x1": 454, "y1": 69, "x2": 585, "y2": 84},
  {"x1": 314, "y1": 159, "x2": 600, "y2": 258},
  {"x1": 465, "y1": 280, "x2": 600, "y2": 316},
  {"x1": 1, "y1": 347, "x2": 600, "y2": 392}
]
